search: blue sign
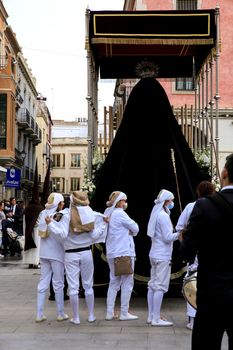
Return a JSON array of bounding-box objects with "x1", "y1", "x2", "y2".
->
[{"x1": 5, "y1": 168, "x2": 21, "y2": 188}]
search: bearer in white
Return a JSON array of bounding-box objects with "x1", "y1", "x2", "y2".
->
[
  {"x1": 36, "y1": 193, "x2": 69, "y2": 323},
  {"x1": 49, "y1": 191, "x2": 107, "y2": 325},
  {"x1": 104, "y1": 191, "x2": 139, "y2": 321},
  {"x1": 147, "y1": 189, "x2": 180, "y2": 327}
]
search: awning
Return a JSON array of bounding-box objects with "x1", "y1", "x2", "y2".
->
[
  {"x1": 0, "y1": 166, "x2": 7, "y2": 173},
  {"x1": 88, "y1": 10, "x2": 216, "y2": 78}
]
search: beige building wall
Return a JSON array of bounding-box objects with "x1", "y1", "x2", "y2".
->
[{"x1": 51, "y1": 137, "x2": 88, "y2": 195}]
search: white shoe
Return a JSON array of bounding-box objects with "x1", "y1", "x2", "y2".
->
[
  {"x1": 186, "y1": 322, "x2": 193, "y2": 330},
  {"x1": 119, "y1": 312, "x2": 138, "y2": 321},
  {"x1": 35, "y1": 315, "x2": 47, "y2": 323},
  {"x1": 70, "y1": 318, "x2": 80, "y2": 325},
  {"x1": 88, "y1": 315, "x2": 96, "y2": 323},
  {"x1": 147, "y1": 315, "x2": 152, "y2": 324},
  {"x1": 105, "y1": 313, "x2": 114, "y2": 321},
  {"x1": 151, "y1": 318, "x2": 173, "y2": 327},
  {"x1": 57, "y1": 314, "x2": 69, "y2": 322}
]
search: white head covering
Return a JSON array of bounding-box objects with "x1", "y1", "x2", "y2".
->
[
  {"x1": 104, "y1": 191, "x2": 127, "y2": 217},
  {"x1": 39, "y1": 193, "x2": 64, "y2": 233},
  {"x1": 147, "y1": 189, "x2": 174, "y2": 238}
]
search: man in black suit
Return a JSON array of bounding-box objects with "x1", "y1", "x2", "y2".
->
[
  {"x1": 9, "y1": 197, "x2": 24, "y2": 235},
  {"x1": 181, "y1": 153, "x2": 233, "y2": 350}
]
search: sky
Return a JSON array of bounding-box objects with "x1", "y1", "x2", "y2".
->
[{"x1": 3, "y1": 0, "x2": 125, "y2": 121}]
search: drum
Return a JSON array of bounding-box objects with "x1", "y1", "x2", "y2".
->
[{"x1": 182, "y1": 272, "x2": 197, "y2": 310}]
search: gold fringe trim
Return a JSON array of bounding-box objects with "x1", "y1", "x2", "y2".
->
[
  {"x1": 170, "y1": 266, "x2": 187, "y2": 280},
  {"x1": 91, "y1": 38, "x2": 214, "y2": 45}
]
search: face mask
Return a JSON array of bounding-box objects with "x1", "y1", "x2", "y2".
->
[
  {"x1": 167, "y1": 202, "x2": 174, "y2": 210},
  {"x1": 123, "y1": 203, "x2": 128, "y2": 210}
]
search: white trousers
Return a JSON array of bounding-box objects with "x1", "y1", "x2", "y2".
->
[
  {"x1": 37, "y1": 258, "x2": 64, "y2": 293},
  {"x1": 106, "y1": 257, "x2": 135, "y2": 315},
  {"x1": 65, "y1": 250, "x2": 94, "y2": 296},
  {"x1": 148, "y1": 258, "x2": 171, "y2": 293},
  {"x1": 37, "y1": 258, "x2": 65, "y2": 317},
  {"x1": 147, "y1": 258, "x2": 171, "y2": 321},
  {"x1": 187, "y1": 302, "x2": 196, "y2": 318}
]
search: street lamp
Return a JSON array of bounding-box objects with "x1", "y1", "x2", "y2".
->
[{"x1": 21, "y1": 150, "x2": 26, "y2": 178}]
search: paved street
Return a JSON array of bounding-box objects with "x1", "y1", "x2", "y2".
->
[{"x1": 0, "y1": 257, "x2": 228, "y2": 350}]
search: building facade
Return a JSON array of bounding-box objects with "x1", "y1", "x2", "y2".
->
[
  {"x1": 0, "y1": 0, "x2": 52, "y2": 202},
  {"x1": 51, "y1": 120, "x2": 88, "y2": 195},
  {"x1": 111, "y1": 0, "x2": 233, "y2": 171}
]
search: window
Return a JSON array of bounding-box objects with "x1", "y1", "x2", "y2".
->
[
  {"x1": 70, "y1": 178, "x2": 80, "y2": 191},
  {"x1": 0, "y1": 94, "x2": 7, "y2": 149},
  {"x1": 176, "y1": 0, "x2": 197, "y2": 10},
  {"x1": 52, "y1": 177, "x2": 65, "y2": 192},
  {"x1": 175, "y1": 1, "x2": 197, "y2": 91},
  {"x1": 176, "y1": 77, "x2": 195, "y2": 91},
  {"x1": 71, "y1": 154, "x2": 81, "y2": 168},
  {"x1": 52, "y1": 154, "x2": 65, "y2": 167}
]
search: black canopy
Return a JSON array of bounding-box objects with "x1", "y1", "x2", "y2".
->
[{"x1": 89, "y1": 10, "x2": 216, "y2": 78}]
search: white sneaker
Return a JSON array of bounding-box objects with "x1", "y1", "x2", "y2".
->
[
  {"x1": 70, "y1": 318, "x2": 80, "y2": 325},
  {"x1": 105, "y1": 313, "x2": 114, "y2": 321},
  {"x1": 186, "y1": 322, "x2": 193, "y2": 330},
  {"x1": 57, "y1": 314, "x2": 69, "y2": 322},
  {"x1": 88, "y1": 315, "x2": 96, "y2": 323},
  {"x1": 35, "y1": 315, "x2": 47, "y2": 323},
  {"x1": 119, "y1": 312, "x2": 138, "y2": 321},
  {"x1": 147, "y1": 316, "x2": 152, "y2": 324},
  {"x1": 151, "y1": 318, "x2": 173, "y2": 327}
]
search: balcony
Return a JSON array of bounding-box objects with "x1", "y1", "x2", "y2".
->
[
  {"x1": 31, "y1": 124, "x2": 42, "y2": 145},
  {"x1": 16, "y1": 86, "x2": 24, "y2": 106},
  {"x1": 17, "y1": 108, "x2": 33, "y2": 133},
  {"x1": 17, "y1": 109, "x2": 42, "y2": 144}
]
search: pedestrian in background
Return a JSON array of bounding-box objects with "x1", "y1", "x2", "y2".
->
[
  {"x1": 181, "y1": 153, "x2": 233, "y2": 349},
  {"x1": 147, "y1": 189, "x2": 180, "y2": 326},
  {"x1": 0, "y1": 201, "x2": 6, "y2": 255}
]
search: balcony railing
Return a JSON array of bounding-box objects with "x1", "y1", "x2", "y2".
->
[
  {"x1": 17, "y1": 108, "x2": 42, "y2": 144},
  {"x1": 17, "y1": 108, "x2": 31, "y2": 129},
  {"x1": 16, "y1": 86, "x2": 24, "y2": 105}
]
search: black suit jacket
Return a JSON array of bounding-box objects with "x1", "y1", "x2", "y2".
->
[{"x1": 180, "y1": 188, "x2": 233, "y2": 308}]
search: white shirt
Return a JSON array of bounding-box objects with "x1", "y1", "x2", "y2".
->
[
  {"x1": 176, "y1": 201, "x2": 198, "y2": 272},
  {"x1": 48, "y1": 208, "x2": 107, "y2": 251},
  {"x1": 175, "y1": 202, "x2": 196, "y2": 232},
  {"x1": 149, "y1": 209, "x2": 179, "y2": 260},
  {"x1": 39, "y1": 210, "x2": 67, "y2": 263},
  {"x1": 106, "y1": 208, "x2": 139, "y2": 259}
]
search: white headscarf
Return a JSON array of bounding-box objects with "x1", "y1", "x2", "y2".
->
[
  {"x1": 147, "y1": 189, "x2": 174, "y2": 238},
  {"x1": 39, "y1": 193, "x2": 64, "y2": 232},
  {"x1": 104, "y1": 191, "x2": 127, "y2": 217}
]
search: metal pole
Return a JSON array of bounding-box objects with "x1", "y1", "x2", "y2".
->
[
  {"x1": 198, "y1": 76, "x2": 201, "y2": 150},
  {"x1": 201, "y1": 69, "x2": 205, "y2": 149},
  {"x1": 205, "y1": 62, "x2": 209, "y2": 145},
  {"x1": 214, "y1": 5, "x2": 220, "y2": 180},
  {"x1": 86, "y1": 8, "x2": 92, "y2": 178},
  {"x1": 194, "y1": 77, "x2": 198, "y2": 155},
  {"x1": 209, "y1": 53, "x2": 215, "y2": 179}
]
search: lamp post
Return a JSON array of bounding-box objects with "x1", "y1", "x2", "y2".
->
[{"x1": 21, "y1": 150, "x2": 26, "y2": 179}]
